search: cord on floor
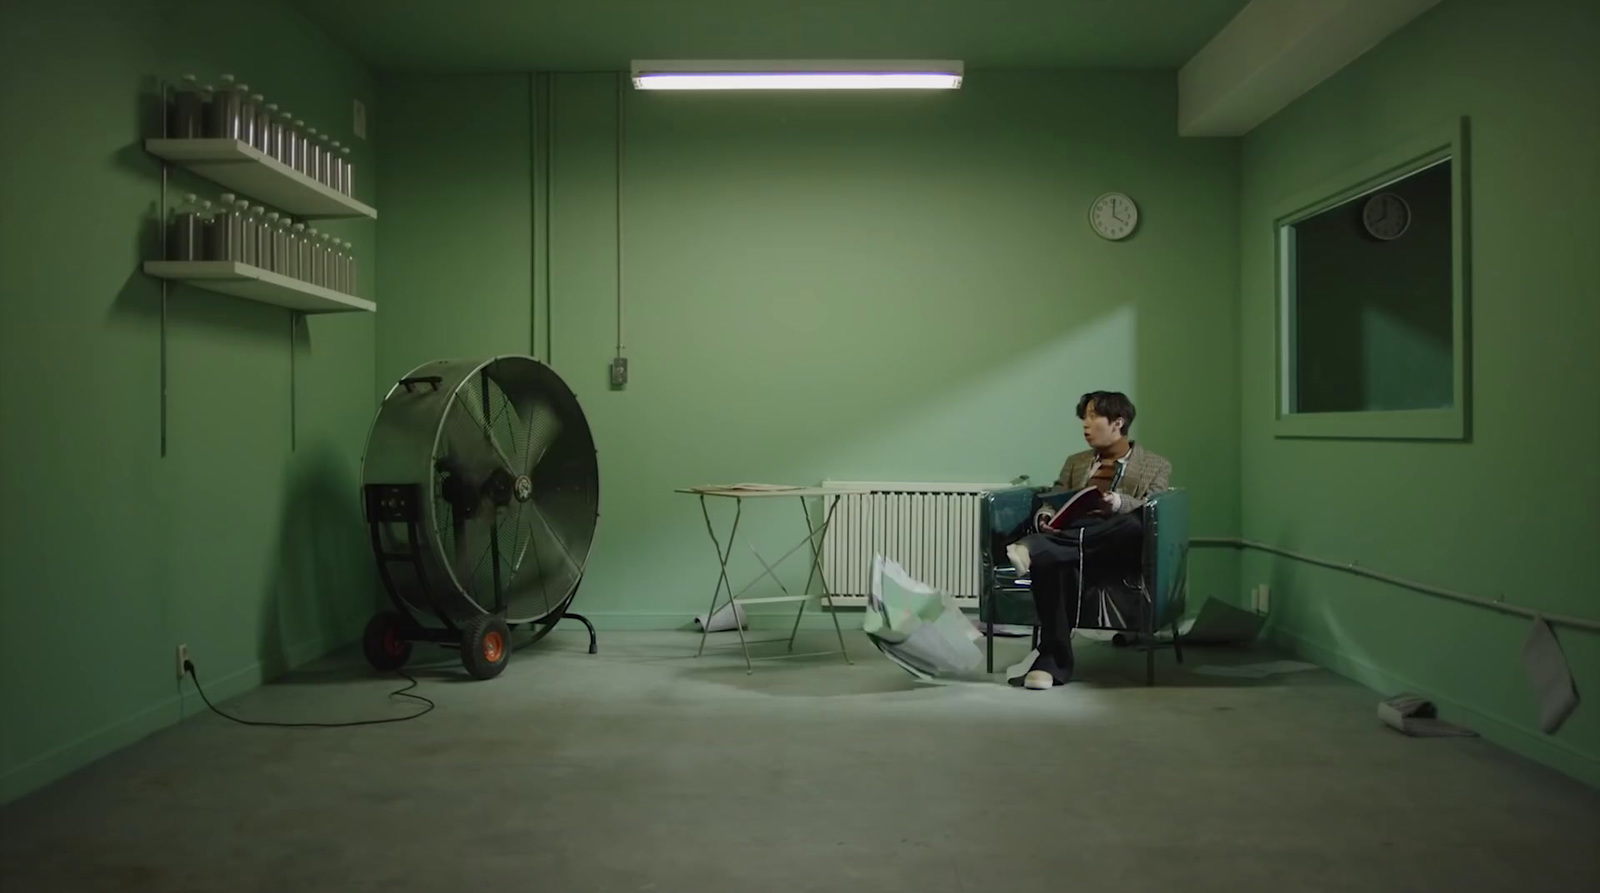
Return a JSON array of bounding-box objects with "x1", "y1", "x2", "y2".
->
[{"x1": 183, "y1": 660, "x2": 434, "y2": 727}]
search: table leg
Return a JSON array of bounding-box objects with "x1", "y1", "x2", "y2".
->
[
  {"x1": 695, "y1": 494, "x2": 743, "y2": 659},
  {"x1": 798, "y1": 495, "x2": 851, "y2": 664}
]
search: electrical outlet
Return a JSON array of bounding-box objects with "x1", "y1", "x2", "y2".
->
[
  {"x1": 176, "y1": 644, "x2": 189, "y2": 678},
  {"x1": 1258, "y1": 585, "x2": 1270, "y2": 614},
  {"x1": 352, "y1": 99, "x2": 367, "y2": 140},
  {"x1": 609, "y1": 356, "x2": 628, "y2": 388}
]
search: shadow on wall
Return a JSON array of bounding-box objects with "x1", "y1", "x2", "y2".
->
[{"x1": 257, "y1": 438, "x2": 378, "y2": 675}]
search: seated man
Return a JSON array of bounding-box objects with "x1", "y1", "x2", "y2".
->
[{"x1": 1004, "y1": 391, "x2": 1171, "y2": 690}]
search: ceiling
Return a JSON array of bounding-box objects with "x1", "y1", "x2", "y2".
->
[{"x1": 288, "y1": 0, "x2": 1251, "y2": 73}]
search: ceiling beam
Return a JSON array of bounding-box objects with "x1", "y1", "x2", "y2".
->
[{"x1": 1178, "y1": 0, "x2": 1442, "y2": 137}]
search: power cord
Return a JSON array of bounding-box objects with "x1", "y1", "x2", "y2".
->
[{"x1": 183, "y1": 659, "x2": 434, "y2": 728}]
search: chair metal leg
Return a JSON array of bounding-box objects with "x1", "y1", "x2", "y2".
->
[
  {"x1": 1145, "y1": 605, "x2": 1156, "y2": 686},
  {"x1": 986, "y1": 619, "x2": 994, "y2": 673},
  {"x1": 1172, "y1": 619, "x2": 1184, "y2": 665}
]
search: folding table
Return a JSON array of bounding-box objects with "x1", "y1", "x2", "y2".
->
[{"x1": 677, "y1": 484, "x2": 855, "y2": 672}]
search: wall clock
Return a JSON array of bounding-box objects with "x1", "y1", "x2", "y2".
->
[
  {"x1": 1090, "y1": 192, "x2": 1138, "y2": 240},
  {"x1": 1362, "y1": 191, "x2": 1411, "y2": 240}
]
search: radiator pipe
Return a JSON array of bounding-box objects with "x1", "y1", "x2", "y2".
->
[{"x1": 1193, "y1": 537, "x2": 1600, "y2": 634}]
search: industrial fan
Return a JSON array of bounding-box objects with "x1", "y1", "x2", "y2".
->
[{"x1": 359, "y1": 355, "x2": 599, "y2": 679}]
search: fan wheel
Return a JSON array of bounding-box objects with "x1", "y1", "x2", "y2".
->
[
  {"x1": 461, "y1": 613, "x2": 512, "y2": 679},
  {"x1": 363, "y1": 611, "x2": 413, "y2": 671}
]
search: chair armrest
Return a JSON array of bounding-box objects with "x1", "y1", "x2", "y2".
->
[{"x1": 979, "y1": 485, "x2": 1041, "y2": 538}]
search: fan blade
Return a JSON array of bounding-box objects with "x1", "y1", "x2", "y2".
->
[
  {"x1": 526, "y1": 499, "x2": 581, "y2": 575},
  {"x1": 519, "y1": 398, "x2": 564, "y2": 475},
  {"x1": 440, "y1": 401, "x2": 517, "y2": 483}
]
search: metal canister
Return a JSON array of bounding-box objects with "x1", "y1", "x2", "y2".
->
[
  {"x1": 316, "y1": 135, "x2": 333, "y2": 185},
  {"x1": 250, "y1": 94, "x2": 269, "y2": 153},
  {"x1": 305, "y1": 128, "x2": 322, "y2": 183},
  {"x1": 235, "y1": 84, "x2": 256, "y2": 148},
  {"x1": 247, "y1": 205, "x2": 268, "y2": 267},
  {"x1": 292, "y1": 120, "x2": 309, "y2": 175},
  {"x1": 170, "y1": 75, "x2": 205, "y2": 138},
  {"x1": 261, "y1": 212, "x2": 280, "y2": 272},
  {"x1": 261, "y1": 104, "x2": 281, "y2": 161},
  {"x1": 287, "y1": 223, "x2": 305, "y2": 280},
  {"x1": 340, "y1": 147, "x2": 354, "y2": 196},
  {"x1": 207, "y1": 75, "x2": 241, "y2": 139},
  {"x1": 290, "y1": 224, "x2": 308, "y2": 279},
  {"x1": 280, "y1": 112, "x2": 297, "y2": 170},
  {"x1": 243, "y1": 212, "x2": 258, "y2": 267},
  {"x1": 168, "y1": 194, "x2": 203, "y2": 260},
  {"x1": 328, "y1": 141, "x2": 345, "y2": 193},
  {"x1": 310, "y1": 229, "x2": 327, "y2": 286},
  {"x1": 209, "y1": 196, "x2": 237, "y2": 261}
]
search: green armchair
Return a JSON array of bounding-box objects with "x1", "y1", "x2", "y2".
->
[{"x1": 977, "y1": 486, "x2": 1190, "y2": 684}]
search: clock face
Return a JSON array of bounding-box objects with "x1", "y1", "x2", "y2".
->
[
  {"x1": 1090, "y1": 192, "x2": 1138, "y2": 240},
  {"x1": 1362, "y1": 192, "x2": 1411, "y2": 240}
]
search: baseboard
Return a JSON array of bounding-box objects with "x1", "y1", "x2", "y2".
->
[
  {"x1": 1, "y1": 635, "x2": 342, "y2": 805},
  {"x1": 1270, "y1": 626, "x2": 1600, "y2": 788}
]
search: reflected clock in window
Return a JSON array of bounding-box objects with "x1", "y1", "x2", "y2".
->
[{"x1": 1362, "y1": 191, "x2": 1411, "y2": 240}]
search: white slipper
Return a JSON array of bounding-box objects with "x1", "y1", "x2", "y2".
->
[
  {"x1": 1005, "y1": 543, "x2": 1032, "y2": 575},
  {"x1": 1023, "y1": 670, "x2": 1054, "y2": 690}
]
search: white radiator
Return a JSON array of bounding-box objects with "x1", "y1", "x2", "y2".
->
[{"x1": 818, "y1": 481, "x2": 1011, "y2": 609}]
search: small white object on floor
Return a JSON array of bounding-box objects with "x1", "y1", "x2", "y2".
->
[
  {"x1": 1378, "y1": 694, "x2": 1478, "y2": 737},
  {"x1": 693, "y1": 601, "x2": 747, "y2": 632},
  {"x1": 1191, "y1": 660, "x2": 1318, "y2": 679}
]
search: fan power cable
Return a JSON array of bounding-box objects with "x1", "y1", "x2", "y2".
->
[{"x1": 183, "y1": 659, "x2": 434, "y2": 728}]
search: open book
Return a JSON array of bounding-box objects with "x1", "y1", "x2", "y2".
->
[{"x1": 1034, "y1": 488, "x2": 1111, "y2": 531}]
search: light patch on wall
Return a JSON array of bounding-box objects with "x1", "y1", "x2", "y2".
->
[{"x1": 817, "y1": 304, "x2": 1138, "y2": 482}]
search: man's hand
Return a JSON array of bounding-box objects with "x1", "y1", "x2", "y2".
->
[{"x1": 1103, "y1": 491, "x2": 1123, "y2": 513}]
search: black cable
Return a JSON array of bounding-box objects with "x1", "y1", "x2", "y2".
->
[{"x1": 183, "y1": 660, "x2": 434, "y2": 728}]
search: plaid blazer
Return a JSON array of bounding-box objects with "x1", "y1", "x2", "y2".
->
[{"x1": 1052, "y1": 442, "x2": 1172, "y2": 514}]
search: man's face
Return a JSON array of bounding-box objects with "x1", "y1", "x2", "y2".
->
[{"x1": 1081, "y1": 403, "x2": 1123, "y2": 449}]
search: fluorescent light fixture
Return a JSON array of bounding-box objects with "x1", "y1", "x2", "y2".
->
[{"x1": 631, "y1": 59, "x2": 963, "y2": 91}]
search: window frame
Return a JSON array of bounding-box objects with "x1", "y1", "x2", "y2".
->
[{"x1": 1272, "y1": 117, "x2": 1471, "y2": 440}]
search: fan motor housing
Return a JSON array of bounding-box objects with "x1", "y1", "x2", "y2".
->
[{"x1": 363, "y1": 356, "x2": 599, "y2": 627}]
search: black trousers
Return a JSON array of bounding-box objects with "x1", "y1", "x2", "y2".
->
[
  {"x1": 1014, "y1": 512, "x2": 1144, "y2": 676},
  {"x1": 1020, "y1": 534, "x2": 1083, "y2": 672}
]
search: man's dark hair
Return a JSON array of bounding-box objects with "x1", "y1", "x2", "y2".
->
[{"x1": 1076, "y1": 391, "x2": 1136, "y2": 436}]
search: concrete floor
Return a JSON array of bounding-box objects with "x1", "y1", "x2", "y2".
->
[{"x1": 2, "y1": 629, "x2": 1597, "y2": 893}]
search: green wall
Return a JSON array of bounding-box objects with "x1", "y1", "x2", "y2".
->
[
  {"x1": 1239, "y1": 0, "x2": 1600, "y2": 785},
  {"x1": 0, "y1": 0, "x2": 379, "y2": 802},
  {"x1": 377, "y1": 70, "x2": 1242, "y2": 628}
]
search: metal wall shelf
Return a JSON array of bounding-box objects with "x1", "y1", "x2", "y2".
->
[
  {"x1": 143, "y1": 260, "x2": 375, "y2": 314},
  {"x1": 146, "y1": 138, "x2": 376, "y2": 219}
]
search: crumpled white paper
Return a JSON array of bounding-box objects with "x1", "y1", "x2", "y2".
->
[{"x1": 693, "y1": 601, "x2": 747, "y2": 633}]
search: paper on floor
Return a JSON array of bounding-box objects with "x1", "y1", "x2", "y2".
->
[
  {"x1": 1378, "y1": 694, "x2": 1478, "y2": 738},
  {"x1": 863, "y1": 555, "x2": 984, "y2": 680},
  {"x1": 1522, "y1": 618, "x2": 1579, "y2": 734},
  {"x1": 693, "y1": 601, "x2": 747, "y2": 632}
]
